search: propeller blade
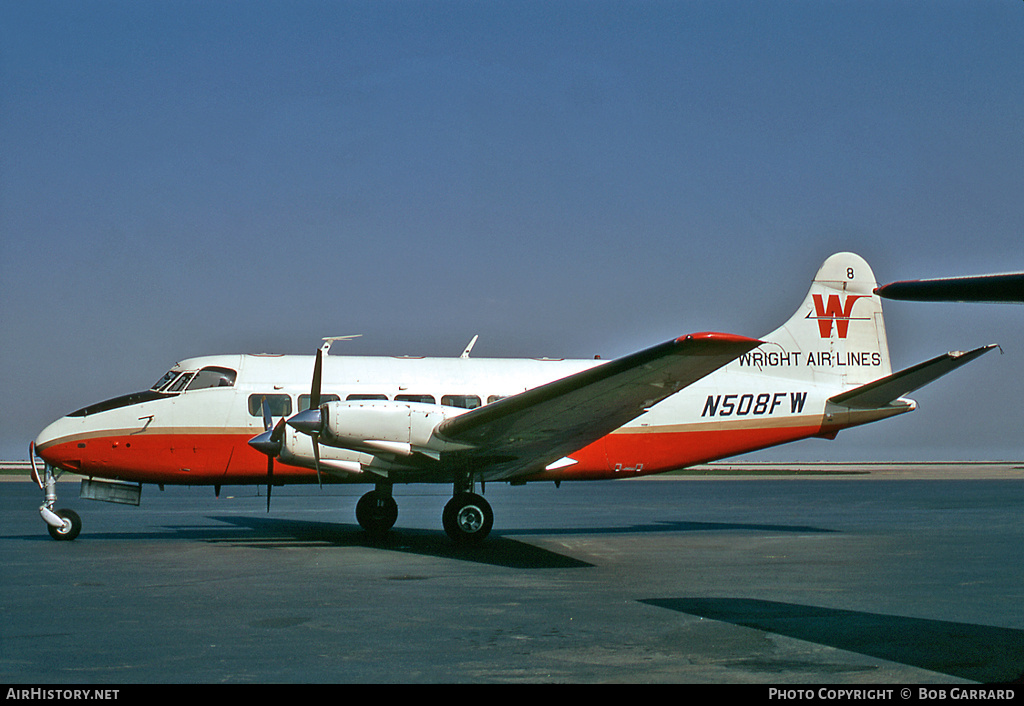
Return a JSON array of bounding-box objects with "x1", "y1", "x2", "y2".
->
[
  {"x1": 309, "y1": 348, "x2": 323, "y2": 410},
  {"x1": 269, "y1": 416, "x2": 287, "y2": 443},
  {"x1": 266, "y1": 455, "x2": 273, "y2": 512},
  {"x1": 260, "y1": 395, "x2": 273, "y2": 432},
  {"x1": 310, "y1": 347, "x2": 324, "y2": 488},
  {"x1": 312, "y1": 435, "x2": 323, "y2": 489}
]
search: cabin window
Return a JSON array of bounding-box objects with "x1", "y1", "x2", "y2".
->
[
  {"x1": 298, "y1": 393, "x2": 340, "y2": 411},
  {"x1": 395, "y1": 394, "x2": 435, "y2": 404},
  {"x1": 442, "y1": 395, "x2": 481, "y2": 410},
  {"x1": 346, "y1": 394, "x2": 388, "y2": 401},
  {"x1": 186, "y1": 366, "x2": 237, "y2": 391},
  {"x1": 248, "y1": 394, "x2": 292, "y2": 418}
]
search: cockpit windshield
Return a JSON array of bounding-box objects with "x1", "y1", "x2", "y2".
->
[
  {"x1": 150, "y1": 366, "x2": 236, "y2": 392},
  {"x1": 151, "y1": 370, "x2": 180, "y2": 391},
  {"x1": 70, "y1": 365, "x2": 238, "y2": 417}
]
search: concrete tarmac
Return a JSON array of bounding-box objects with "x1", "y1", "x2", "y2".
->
[{"x1": 2, "y1": 465, "x2": 1024, "y2": 684}]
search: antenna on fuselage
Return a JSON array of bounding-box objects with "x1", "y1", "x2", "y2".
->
[
  {"x1": 321, "y1": 335, "x2": 362, "y2": 355},
  {"x1": 460, "y1": 335, "x2": 479, "y2": 359}
]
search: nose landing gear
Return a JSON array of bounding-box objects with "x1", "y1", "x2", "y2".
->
[{"x1": 30, "y1": 442, "x2": 82, "y2": 541}]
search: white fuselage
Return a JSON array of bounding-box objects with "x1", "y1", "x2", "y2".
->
[{"x1": 33, "y1": 349, "x2": 878, "y2": 486}]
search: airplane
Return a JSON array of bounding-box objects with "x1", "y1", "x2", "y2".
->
[{"x1": 30, "y1": 252, "x2": 997, "y2": 545}]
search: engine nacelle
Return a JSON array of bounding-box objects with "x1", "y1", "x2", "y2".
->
[{"x1": 318, "y1": 401, "x2": 467, "y2": 456}]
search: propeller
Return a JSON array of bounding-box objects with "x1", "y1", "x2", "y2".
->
[
  {"x1": 287, "y1": 348, "x2": 325, "y2": 488},
  {"x1": 248, "y1": 396, "x2": 287, "y2": 511}
]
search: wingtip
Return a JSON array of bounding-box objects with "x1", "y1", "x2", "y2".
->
[{"x1": 677, "y1": 332, "x2": 764, "y2": 347}]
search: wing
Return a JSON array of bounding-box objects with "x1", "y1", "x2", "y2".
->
[{"x1": 435, "y1": 332, "x2": 762, "y2": 481}]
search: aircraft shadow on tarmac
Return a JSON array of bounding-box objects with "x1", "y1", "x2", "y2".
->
[
  {"x1": 16, "y1": 510, "x2": 833, "y2": 570},
  {"x1": 13, "y1": 517, "x2": 590, "y2": 569},
  {"x1": 187, "y1": 515, "x2": 833, "y2": 569},
  {"x1": 640, "y1": 597, "x2": 1024, "y2": 684},
  {"x1": 200, "y1": 515, "x2": 594, "y2": 569}
]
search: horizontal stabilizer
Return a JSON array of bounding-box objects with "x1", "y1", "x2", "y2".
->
[
  {"x1": 876, "y1": 273, "x2": 1024, "y2": 303},
  {"x1": 828, "y1": 344, "x2": 998, "y2": 410}
]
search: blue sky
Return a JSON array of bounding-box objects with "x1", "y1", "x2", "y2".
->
[{"x1": 2, "y1": 1, "x2": 1022, "y2": 462}]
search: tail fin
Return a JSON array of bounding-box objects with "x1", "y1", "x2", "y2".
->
[{"x1": 760, "y1": 252, "x2": 891, "y2": 390}]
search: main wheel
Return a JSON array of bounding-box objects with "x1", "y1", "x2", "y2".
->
[
  {"x1": 355, "y1": 490, "x2": 398, "y2": 534},
  {"x1": 47, "y1": 508, "x2": 81, "y2": 541},
  {"x1": 442, "y1": 493, "x2": 493, "y2": 545}
]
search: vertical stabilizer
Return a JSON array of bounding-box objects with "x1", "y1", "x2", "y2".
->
[{"x1": 760, "y1": 252, "x2": 891, "y2": 389}]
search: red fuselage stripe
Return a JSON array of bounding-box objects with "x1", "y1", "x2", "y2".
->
[{"x1": 38, "y1": 423, "x2": 825, "y2": 485}]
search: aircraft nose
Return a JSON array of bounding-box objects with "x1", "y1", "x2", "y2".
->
[
  {"x1": 287, "y1": 408, "x2": 322, "y2": 436},
  {"x1": 33, "y1": 417, "x2": 77, "y2": 469},
  {"x1": 35, "y1": 419, "x2": 61, "y2": 455}
]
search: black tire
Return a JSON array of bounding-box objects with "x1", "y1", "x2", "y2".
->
[
  {"x1": 442, "y1": 493, "x2": 493, "y2": 545},
  {"x1": 47, "y1": 508, "x2": 82, "y2": 541},
  {"x1": 355, "y1": 491, "x2": 398, "y2": 534}
]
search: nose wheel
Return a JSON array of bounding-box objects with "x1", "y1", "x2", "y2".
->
[{"x1": 46, "y1": 508, "x2": 82, "y2": 541}]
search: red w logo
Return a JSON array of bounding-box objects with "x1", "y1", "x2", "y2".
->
[{"x1": 810, "y1": 294, "x2": 868, "y2": 339}]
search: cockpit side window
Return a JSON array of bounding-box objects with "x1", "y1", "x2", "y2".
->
[
  {"x1": 186, "y1": 366, "x2": 237, "y2": 391},
  {"x1": 167, "y1": 372, "x2": 195, "y2": 393}
]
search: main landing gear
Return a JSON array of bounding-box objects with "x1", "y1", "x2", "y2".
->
[
  {"x1": 354, "y1": 477, "x2": 494, "y2": 545},
  {"x1": 442, "y1": 474, "x2": 493, "y2": 545},
  {"x1": 355, "y1": 484, "x2": 399, "y2": 534},
  {"x1": 442, "y1": 492, "x2": 493, "y2": 545},
  {"x1": 30, "y1": 443, "x2": 82, "y2": 541}
]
